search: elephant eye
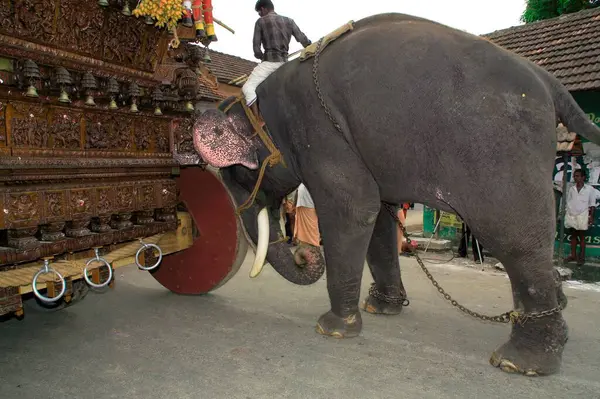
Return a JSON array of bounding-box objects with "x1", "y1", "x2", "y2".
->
[{"x1": 214, "y1": 126, "x2": 223, "y2": 136}]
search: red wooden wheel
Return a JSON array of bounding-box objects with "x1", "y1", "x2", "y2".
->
[{"x1": 150, "y1": 166, "x2": 248, "y2": 294}]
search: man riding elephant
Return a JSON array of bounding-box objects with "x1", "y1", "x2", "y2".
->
[{"x1": 188, "y1": 13, "x2": 600, "y2": 376}]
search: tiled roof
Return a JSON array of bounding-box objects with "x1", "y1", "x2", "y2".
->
[
  {"x1": 483, "y1": 8, "x2": 600, "y2": 91},
  {"x1": 205, "y1": 50, "x2": 257, "y2": 84}
]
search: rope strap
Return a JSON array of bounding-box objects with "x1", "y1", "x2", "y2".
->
[{"x1": 218, "y1": 96, "x2": 286, "y2": 215}]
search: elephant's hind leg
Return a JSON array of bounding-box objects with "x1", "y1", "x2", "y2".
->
[
  {"x1": 462, "y1": 182, "x2": 567, "y2": 376},
  {"x1": 361, "y1": 204, "x2": 408, "y2": 315}
]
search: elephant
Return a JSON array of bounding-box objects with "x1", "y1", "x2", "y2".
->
[{"x1": 188, "y1": 12, "x2": 600, "y2": 376}]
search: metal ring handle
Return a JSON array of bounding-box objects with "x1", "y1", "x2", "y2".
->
[
  {"x1": 32, "y1": 267, "x2": 66, "y2": 303},
  {"x1": 135, "y1": 243, "x2": 163, "y2": 271},
  {"x1": 83, "y1": 257, "x2": 113, "y2": 288}
]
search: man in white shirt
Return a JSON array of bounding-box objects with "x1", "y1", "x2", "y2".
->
[{"x1": 564, "y1": 169, "x2": 597, "y2": 265}]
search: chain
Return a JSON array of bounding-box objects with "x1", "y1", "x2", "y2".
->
[
  {"x1": 369, "y1": 283, "x2": 410, "y2": 306},
  {"x1": 312, "y1": 38, "x2": 343, "y2": 134},
  {"x1": 312, "y1": 40, "x2": 564, "y2": 326},
  {"x1": 381, "y1": 203, "x2": 564, "y2": 325}
]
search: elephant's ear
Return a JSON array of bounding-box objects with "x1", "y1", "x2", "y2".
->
[{"x1": 192, "y1": 109, "x2": 259, "y2": 170}]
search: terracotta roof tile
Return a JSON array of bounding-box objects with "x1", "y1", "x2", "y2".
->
[
  {"x1": 205, "y1": 50, "x2": 257, "y2": 83},
  {"x1": 483, "y1": 8, "x2": 600, "y2": 91}
]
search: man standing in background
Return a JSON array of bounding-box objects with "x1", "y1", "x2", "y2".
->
[
  {"x1": 293, "y1": 183, "x2": 321, "y2": 247},
  {"x1": 565, "y1": 168, "x2": 597, "y2": 265}
]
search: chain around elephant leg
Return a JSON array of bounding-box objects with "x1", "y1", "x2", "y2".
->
[{"x1": 381, "y1": 202, "x2": 565, "y2": 325}]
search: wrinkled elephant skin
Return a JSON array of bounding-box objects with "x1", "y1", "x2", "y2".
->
[{"x1": 191, "y1": 13, "x2": 600, "y2": 376}]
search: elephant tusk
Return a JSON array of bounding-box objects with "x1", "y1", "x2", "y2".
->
[{"x1": 249, "y1": 207, "x2": 270, "y2": 278}]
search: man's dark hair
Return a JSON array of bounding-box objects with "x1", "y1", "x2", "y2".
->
[
  {"x1": 255, "y1": 0, "x2": 274, "y2": 11},
  {"x1": 575, "y1": 168, "x2": 587, "y2": 178}
]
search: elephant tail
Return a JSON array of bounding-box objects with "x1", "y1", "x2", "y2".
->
[{"x1": 536, "y1": 66, "x2": 600, "y2": 145}]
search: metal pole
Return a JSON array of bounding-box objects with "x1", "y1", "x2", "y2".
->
[
  {"x1": 475, "y1": 238, "x2": 483, "y2": 265},
  {"x1": 558, "y1": 152, "x2": 569, "y2": 267},
  {"x1": 424, "y1": 210, "x2": 444, "y2": 253}
]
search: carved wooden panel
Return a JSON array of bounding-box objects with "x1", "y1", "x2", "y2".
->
[
  {"x1": 134, "y1": 118, "x2": 171, "y2": 153},
  {"x1": 0, "y1": 180, "x2": 178, "y2": 230},
  {"x1": 56, "y1": 0, "x2": 104, "y2": 59},
  {"x1": 3, "y1": 192, "x2": 42, "y2": 229},
  {"x1": 69, "y1": 188, "x2": 94, "y2": 219},
  {"x1": 0, "y1": 1, "x2": 165, "y2": 73},
  {"x1": 161, "y1": 180, "x2": 177, "y2": 207},
  {"x1": 85, "y1": 112, "x2": 133, "y2": 151},
  {"x1": 47, "y1": 107, "x2": 82, "y2": 150},
  {"x1": 115, "y1": 185, "x2": 135, "y2": 212},
  {"x1": 9, "y1": 102, "x2": 48, "y2": 148},
  {"x1": 137, "y1": 184, "x2": 156, "y2": 210},
  {"x1": 173, "y1": 117, "x2": 194, "y2": 154},
  {"x1": 44, "y1": 190, "x2": 67, "y2": 222},
  {"x1": 96, "y1": 187, "x2": 114, "y2": 216}
]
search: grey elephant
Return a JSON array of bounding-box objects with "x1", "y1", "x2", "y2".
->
[{"x1": 188, "y1": 13, "x2": 600, "y2": 376}]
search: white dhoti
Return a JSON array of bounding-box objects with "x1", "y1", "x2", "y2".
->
[
  {"x1": 241, "y1": 61, "x2": 285, "y2": 106},
  {"x1": 565, "y1": 211, "x2": 589, "y2": 231}
]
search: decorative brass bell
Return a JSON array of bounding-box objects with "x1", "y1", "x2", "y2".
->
[
  {"x1": 122, "y1": 1, "x2": 131, "y2": 16},
  {"x1": 26, "y1": 84, "x2": 38, "y2": 98},
  {"x1": 185, "y1": 101, "x2": 194, "y2": 112},
  {"x1": 58, "y1": 88, "x2": 71, "y2": 103},
  {"x1": 203, "y1": 48, "x2": 211, "y2": 64}
]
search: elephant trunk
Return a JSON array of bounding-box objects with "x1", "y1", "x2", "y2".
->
[
  {"x1": 243, "y1": 205, "x2": 324, "y2": 285},
  {"x1": 219, "y1": 168, "x2": 325, "y2": 285}
]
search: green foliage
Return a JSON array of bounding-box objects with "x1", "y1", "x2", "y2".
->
[{"x1": 521, "y1": 0, "x2": 600, "y2": 23}]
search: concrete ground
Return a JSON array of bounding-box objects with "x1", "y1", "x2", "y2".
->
[{"x1": 1, "y1": 250, "x2": 600, "y2": 399}]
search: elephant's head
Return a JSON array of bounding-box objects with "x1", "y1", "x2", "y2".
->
[{"x1": 191, "y1": 98, "x2": 325, "y2": 285}]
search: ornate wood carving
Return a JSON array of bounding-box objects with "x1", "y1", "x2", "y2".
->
[
  {"x1": 173, "y1": 117, "x2": 194, "y2": 154},
  {"x1": 0, "y1": 0, "x2": 167, "y2": 74},
  {"x1": 85, "y1": 112, "x2": 133, "y2": 151},
  {"x1": 9, "y1": 102, "x2": 47, "y2": 148},
  {"x1": 0, "y1": 180, "x2": 178, "y2": 231},
  {"x1": 1, "y1": 219, "x2": 177, "y2": 266},
  {"x1": 5, "y1": 192, "x2": 42, "y2": 228},
  {"x1": 47, "y1": 107, "x2": 82, "y2": 150},
  {"x1": 44, "y1": 191, "x2": 67, "y2": 222}
]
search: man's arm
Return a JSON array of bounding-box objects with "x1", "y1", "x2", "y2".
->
[
  {"x1": 290, "y1": 19, "x2": 311, "y2": 48},
  {"x1": 253, "y1": 19, "x2": 264, "y2": 60}
]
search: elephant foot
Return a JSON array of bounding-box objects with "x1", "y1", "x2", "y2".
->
[
  {"x1": 360, "y1": 294, "x2": 403, "y2": 315},
  {"x1": 490, "y1": 314, "x2": 568, "y2": 376},
  {"x1": 315, "y1": 310, "x2": 362, "y2": 338}
]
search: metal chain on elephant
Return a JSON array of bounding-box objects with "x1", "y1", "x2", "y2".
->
[
  {"x1": 381, "y1": 203, "x2": 565, "y2": 325},
  {"x1": 311, "y1": 39, "x2": 564, "y2": 326}
]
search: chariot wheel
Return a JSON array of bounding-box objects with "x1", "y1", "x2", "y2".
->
[{"x1": 149, "y1": 166, "x2": 248, "y2": 294}]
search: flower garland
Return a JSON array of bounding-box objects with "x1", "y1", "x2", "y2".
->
[{"x1": 133, "y1": 0, "x2": 186, "y2": 31}]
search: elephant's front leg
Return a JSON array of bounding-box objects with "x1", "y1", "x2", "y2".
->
[
  {"x1": 361, "y1": 203, "x2": 408, "y2": 315},
  {"x1": 307, "y1": 166, "x2": 382, "y2": 339}
]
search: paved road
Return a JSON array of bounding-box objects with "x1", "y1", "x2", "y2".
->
[{"x1": 1, "y1": 251, "x2": 599, "y2": 399}]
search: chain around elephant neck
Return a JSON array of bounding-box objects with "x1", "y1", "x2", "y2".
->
[{"x1": 312, "y1": 38, "x2": 343, "y2": 134}]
